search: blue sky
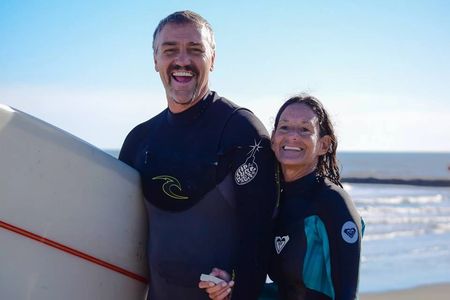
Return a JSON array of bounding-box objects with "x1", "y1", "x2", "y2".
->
[{"x1": 1, "y1": 1, "x2": 449, "y2": 151}]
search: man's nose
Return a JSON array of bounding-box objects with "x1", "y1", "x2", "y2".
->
[{"x1": 174, "y1": 50, "x2": 191, "y2": 66}]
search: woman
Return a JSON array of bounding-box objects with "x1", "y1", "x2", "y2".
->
[{"x1": 199, "y1": 95, "x2": 364, "y2": 300}]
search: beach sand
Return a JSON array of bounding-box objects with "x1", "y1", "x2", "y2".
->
[{"x1": 360, "y1": 283, "x2": 450, "y2": 300}]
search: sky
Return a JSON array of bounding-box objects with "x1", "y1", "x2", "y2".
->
[{"x1": 1, "y1": 0, "x2": 449, "y2": 152}]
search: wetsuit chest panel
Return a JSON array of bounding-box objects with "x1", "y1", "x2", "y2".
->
[
  {"x1": 139, "y1": 101, "x2": 238, "y2": 212},
  {"x1": 140, "y1": 126, "x2": 218, "y2": 211}
]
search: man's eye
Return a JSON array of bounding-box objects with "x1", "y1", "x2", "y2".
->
[
  {"x1": 191, "y1": 48, "x2": 204, "y2": 54},
  {"x1": 163, "y1": 49, "x2": 176, "y2": 54}
]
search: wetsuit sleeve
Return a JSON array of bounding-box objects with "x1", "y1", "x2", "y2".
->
[
  {"x1": 321, "y1": 187, "x2": 362, "y2": 300},
  {"x1": 118, "y1": 122, "x2": 147, "y2": 168},
  {"x1": 220, "y1": 109, "x2": 277, "y2": 300},
  {"x1": 118, "y1": 130, "x2": 138, "y2": 166}
]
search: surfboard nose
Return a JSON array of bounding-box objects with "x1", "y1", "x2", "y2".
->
[{"x1": 0, "y1": 103, "x2": 14, "y2": 131}]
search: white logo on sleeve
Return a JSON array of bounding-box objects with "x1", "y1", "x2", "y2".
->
[
  {"x1": 341, "y1": 221, "x2": 358, "y2": 244},
  {"x1": 235, "y1": 139, "x2": 262, "y2": 185},
  {"x1": 274, "y1": 235, "x2": 289, "y2": 254}
]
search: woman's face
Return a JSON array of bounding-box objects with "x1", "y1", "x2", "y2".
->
[{"x1": 271, "y1": 103, "x2": 330, "y2": 176}]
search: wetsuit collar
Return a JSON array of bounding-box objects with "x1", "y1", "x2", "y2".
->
[
  {"x1": 166, "y1": 91, "x2": 214, "y2": 126},
  {"x1": 282, "y1": 170, "x2": 321, "y2": 198}
]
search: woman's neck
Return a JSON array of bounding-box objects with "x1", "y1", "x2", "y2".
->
[{"x1": 281, "y1": 164, "x2": 316, "y2": 182}]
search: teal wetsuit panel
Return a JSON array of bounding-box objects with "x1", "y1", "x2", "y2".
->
[{"x1": 304, "y1": 215, "x2": 334, "y2": 299}]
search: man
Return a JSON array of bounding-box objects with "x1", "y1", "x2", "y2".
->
[{"x1": 119, "y1": 11, "x2": 277, "y2": 299}]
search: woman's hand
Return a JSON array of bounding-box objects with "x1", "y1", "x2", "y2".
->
[{"x1": 198, "y1": 268, "x2": 234, "y2": 300}]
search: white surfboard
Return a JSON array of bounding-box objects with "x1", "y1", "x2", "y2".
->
[{"x1": 0, "y1": 104, "x2": 148, "y2": 299}]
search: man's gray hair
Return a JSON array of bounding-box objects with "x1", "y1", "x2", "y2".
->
[{"x1": 152, "y1": 10, "x2": 216, "y2": 53}]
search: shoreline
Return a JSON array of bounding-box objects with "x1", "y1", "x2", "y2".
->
[{"x1": 360, "y1": 282, "x2": 450, "y2": 300}]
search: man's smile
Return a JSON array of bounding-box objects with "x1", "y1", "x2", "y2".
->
[{"x1": 172, "y1": 70, "x2": 195, "y2": 83}]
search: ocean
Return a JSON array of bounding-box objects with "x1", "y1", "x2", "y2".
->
[
  {"x1": 107, "y1": 150, "x2": 450, "y2": 293},
  {"x1": 338, "y1": 153, "x2": 450, "y2": 291}
]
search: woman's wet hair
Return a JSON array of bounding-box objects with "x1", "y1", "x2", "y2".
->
[{"x1": 274, "y1": 94, "x2": 342, "y2": 186}]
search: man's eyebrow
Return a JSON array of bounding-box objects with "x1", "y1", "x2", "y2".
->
[
  {"x1": 188, "y1": 42, "x2": 204, "y2": 47},
  {"x1": 160, "y1": 41, "x2": 178, "y2": 47},
  {"x1": 159, "y1": 41, "x2": 204, "y2": 48}
]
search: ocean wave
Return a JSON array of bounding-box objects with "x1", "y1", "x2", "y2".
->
[
  {"x1": 362, "y1": 215, "x2": 450, "y2": 225},
  {"x1": 358, "y1": 205, "x2": 450, "y2": 216},
  {"x1": 354, "y1": 194, "x2": 445, "y2": 205},
  {"x1": 363, "y1": 222, "x2": 450, "y2": 241},
  {"x1": 363, "y1": 229, "x2": 425, "y2": 241},
  {"x1": 342, "y1": 177, "x2": 450, "y2": 187},
  {"x1": 342, "y1": 183, "x2": 352, "y2": 191}
]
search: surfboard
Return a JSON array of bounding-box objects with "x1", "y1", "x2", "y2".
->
[{"x1": 0, "y1": 104, "x2": 148, "y2": 299}]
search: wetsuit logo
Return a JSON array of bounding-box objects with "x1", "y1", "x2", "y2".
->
[
  {"x1": 235, "y1": 139, "x2": 262, "y2": 185},
  {"x1": 152, "y1": 175, "x2": 189, "y2": 200},
  {"x1": 341, "y1": 221, "x2": 358, "y2": 244},
  {"x1": 274, "y1": 235, "x2": 289, "y2": 254}
]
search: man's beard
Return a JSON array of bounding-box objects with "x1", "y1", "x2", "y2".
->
[
  {"x1": 168, "y1": 64, "x2": 199, "y2": 105},
  {"x1": 170, "y1": 85, "x2": 198, "y2": 105}
]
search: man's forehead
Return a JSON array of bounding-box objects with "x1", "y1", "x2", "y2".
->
[{"x1": 157, "y1": 23, "x2": 207, "y2": 42}]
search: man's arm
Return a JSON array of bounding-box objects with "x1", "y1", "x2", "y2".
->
[{"x1": 221, "y1": 110, "x2": 278, "y2": 299}]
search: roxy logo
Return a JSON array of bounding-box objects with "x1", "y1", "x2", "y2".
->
[
  {"x1": 341, "y1": 221, "x2": 358, "y2": 244},
  {"x1": 235, "y1": 140, "x2": 262, "y2": 185},
  {"x1": 274, "y1": 235, "x2": 289, "y2": 254}
]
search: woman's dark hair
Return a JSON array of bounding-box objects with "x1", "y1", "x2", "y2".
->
[{"x1": 274, "y1": 94, "x2": 342, "y2": 186}]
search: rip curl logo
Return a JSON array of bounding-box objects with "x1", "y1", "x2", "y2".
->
[
  {"x1": 235, "y1": 139, "x2": 262, "y2": 185},
  {"x1": 341, "y1": 221, "x2": 358, "y2": 244},
  {"x1": 274, "y1": 235, "x2": 289, "y2": 254},
  {"x1": 152, "y1": 175, "x2": 189, "y2": 200}
]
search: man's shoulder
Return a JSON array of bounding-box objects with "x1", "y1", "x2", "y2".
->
[
  {"x1": 127, "y1": 109, "x2": 167, "y2": 137},
  {"x1": 211, "y1": 92, "x2": 264, "y2": 130},
  {"x1": 210, "y1": 91, "x2": 242, "y2": 111}
]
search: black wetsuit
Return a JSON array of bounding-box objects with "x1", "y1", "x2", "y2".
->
[
  {"x1": 262, "y1": 172, "x2": 363, "y2": 300},
  {"x1": 119, "y1": 91, "x2": 278, "y2": 300}
]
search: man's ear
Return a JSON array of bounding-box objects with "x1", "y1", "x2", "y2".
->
[
  {"x1": 210, "y1": 50, "x2": 216, "y2": 72},
  {"x1": 154, "y1": 52, "x2": 159, "y2": 72}
]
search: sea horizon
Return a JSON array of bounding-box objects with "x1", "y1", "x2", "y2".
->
[{"x1": 105, "y1": 149, "x2": 450, "y2": 186}]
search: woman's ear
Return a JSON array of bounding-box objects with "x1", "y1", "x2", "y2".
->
[{"x1": 318, "y1": 135, "x2": 332, "y2": 156}]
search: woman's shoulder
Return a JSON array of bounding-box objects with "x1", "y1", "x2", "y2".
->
[
  {"x1": 313, "y1": 178, "x2": 356, "y2": 214},
  {"x1": 316, "y1": 178, "x2": 350, "y2": 201}
]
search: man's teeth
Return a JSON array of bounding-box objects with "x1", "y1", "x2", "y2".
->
[
  {"x1": 283, "y1": 146, "x2": 302, "y2": 151},
  {"x1": 172, "y1": 71, "x2": 193, "y2": 77}
]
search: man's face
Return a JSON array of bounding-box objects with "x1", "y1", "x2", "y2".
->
[{"x1": 154, "y1": 22, "x2": 215, "y2": 113}]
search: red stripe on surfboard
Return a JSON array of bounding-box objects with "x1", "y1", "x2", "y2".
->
[{"x1": 0, "y1": 219, "x2": 147, "y2": 284}]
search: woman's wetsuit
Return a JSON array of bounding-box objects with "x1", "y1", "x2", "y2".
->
[{"x1": 265, "y1": 171, "x2": 364, "y2": 300}]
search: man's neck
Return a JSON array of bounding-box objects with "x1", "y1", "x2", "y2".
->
[{"x1": 167, "y1": 91, "x2": 210, "y2": 114}]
